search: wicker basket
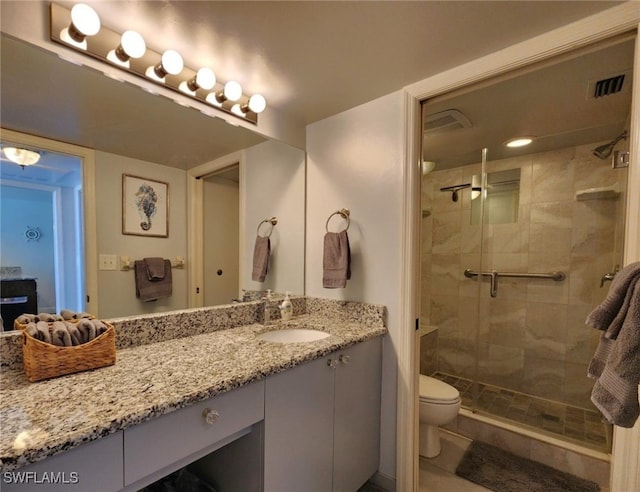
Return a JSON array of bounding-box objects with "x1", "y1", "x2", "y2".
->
[{"x1": 18, "y1": 321, "x2": 116, "y2": 382}]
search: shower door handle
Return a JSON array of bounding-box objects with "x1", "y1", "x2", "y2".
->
[{"x1": 600, "y1": 266, "x2": 619, "y2": 287}]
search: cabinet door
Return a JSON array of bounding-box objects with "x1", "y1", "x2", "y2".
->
[
  {"x1": 333, "y1": 338, "x2": 382, "y2": 492},
  {"x1": 264, "y1": 356, "x2": 335, "y2": 492},
  {"x1": 2, "y1": 432, "x2": 123, "y2": 492}
]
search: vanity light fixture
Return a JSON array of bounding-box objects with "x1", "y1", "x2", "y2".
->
[
  {"x1": 2, "y1": 147, "x2": 41, "y2": 168},
  {"x1": 505, "y1": 137, "x2": 534, "y2": 148},
  {"x1": 50, "y1": 3, "x2": 266, "y2": 124},
  {"x1": 59, "y1": 3, "x2": 101, "y2": 50},
  {"x1": 107, "y1": 30, "x2": 146, "y2": 67}
]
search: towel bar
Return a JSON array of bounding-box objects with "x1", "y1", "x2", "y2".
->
[
  {"x1": 326, "y1": 208, "x2": 350, "y2": 233},
  {"x1": 464, "y1": 268, "x2": 565, "y2": 297},
  {"x1": 120, "y1": 256, "x2": 185, "y2": 271}
]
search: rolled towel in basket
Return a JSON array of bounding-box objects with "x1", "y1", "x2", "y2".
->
[
  {"x1": 93, "y1": 320, "x2": 109, "y2": 337},
  {"x1": 51, "y1": 322, "x2": 72, "y2": 347},
  {"x1": 24, "y1": 322, "x2": 39, "y2": 340},
  {"x1": 64, "y1": 321, "x2": 83, "y2": 346},
  {"x1": 77, "y1": 319, "x2": 96, "y2": 344},
  {"x1": 36, "y1": 321, "x2": 51, "y2": 344},
  {"x1": 16, "y1": 314, "x2": 37, "y2": 325},
  {"x1": 37, "y1": 313, "x2": 63, "y2": 322},
  {"x1": 60, "y1": 309, "x2": 93, "y2": 321}
]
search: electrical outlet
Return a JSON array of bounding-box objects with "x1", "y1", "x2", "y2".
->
[{"x1": 99, "y1": 254, "x2": 117, "y2": 271}]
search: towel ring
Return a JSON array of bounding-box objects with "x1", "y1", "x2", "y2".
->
[
  {"x1": 325, "y1": 208, "x2": 350, "y2": 233},
  {"x1": 257, "y1": 217, "x2": 278, "y2": 238}
]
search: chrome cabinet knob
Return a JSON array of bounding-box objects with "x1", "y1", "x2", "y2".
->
[
  {"x1": 339, "y1": 354, "x2": 351, "y2": 365},
  {"x1": 327, "y1": 359, "x2": 339, "y2": 369},
  {"x1": 202, "y1": 408, "x2": 220, "y2": 425}
]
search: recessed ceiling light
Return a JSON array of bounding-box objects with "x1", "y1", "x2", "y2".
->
[{"x1": 505, "y1": 137, "x2": 534, "y2": 148}]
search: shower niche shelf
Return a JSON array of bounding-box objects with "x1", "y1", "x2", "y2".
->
[{"x1": 575, "y1": 185, "x2": 620, "y2": 201}]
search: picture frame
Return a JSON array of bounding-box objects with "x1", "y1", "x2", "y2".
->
[{"x1": 122, "y1": 174, "x2": 169, "y2": 237}]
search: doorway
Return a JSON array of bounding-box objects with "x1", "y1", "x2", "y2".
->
[{"x1": 0, "y1": 142, "x2": 85, "y2": 327}]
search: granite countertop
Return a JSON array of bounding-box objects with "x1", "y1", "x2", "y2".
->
[{"x1": 0, "y1": 314, "x2": 386, "y2": 471}]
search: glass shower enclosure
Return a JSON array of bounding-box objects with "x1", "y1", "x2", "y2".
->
[{"x1": 419, "y1": 35, "x2": 634, "y2": 452}]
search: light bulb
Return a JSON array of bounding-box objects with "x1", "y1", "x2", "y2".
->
[
  {"x1": 195, "y1": 68, "x2": 216, "y2": 90},
  {"x1": 120, "y1": 31, "x2": 146, "y2": 59},
  {"x1": 108, "y1": 30, "x2": 146, "y2": 66},
  {"x1": 223, "y1": 81, "x2": 242, "y2": 101},
  {"x1": 161, "y1": 50, "x2": 183, "y2": 75},
  {"x1": 247, "y1": 94, "x2": 266, "y2": 113},
  {"x1": 150, "y1": 50, "x2": 184, "y2": 80},
  {"x1": 70, "y1": 3, "x2": 101, "y2": 38}
]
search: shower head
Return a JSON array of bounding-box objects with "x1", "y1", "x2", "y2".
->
[{"x1": 593, "y1": 131, "x2": 628, "y2": 160}]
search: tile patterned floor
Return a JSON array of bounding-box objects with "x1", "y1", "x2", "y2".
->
[{"x1": 432, "y1": 371, "x2": 612, "y2": 452}]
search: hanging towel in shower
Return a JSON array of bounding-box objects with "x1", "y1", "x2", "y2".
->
[
  {"x1": 586, "y1": 261, "x2": 640, "y2": 340},
  {"x1": 135, "y1": 258, "x2": 173, "y2": 302},
  {"x1": 323, "y1": 230, "x2": 351, "y2": 289},
  {"x1": 588, "y1": 274, "x2": 640, "y2": 427},
  {"x1": 252, "y1": 236, "x2": 271, "y2": 282}
]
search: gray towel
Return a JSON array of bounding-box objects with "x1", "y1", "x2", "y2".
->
[
  {"x1": 586, "y1": 261, "x2": 640, "y2": 339},
  {"x1": 144, "y1": 257, "x2": 167, "y2": 280},
  {"x1": 135, "y1": 259, "x2": 173, "y2": 302},
  {"x1": 36, "y1": 321, "x2": 51, "y2": 344},
  {"x1": 77, "y1": 318, "x2": 96, "y2": 344},
  {"x1": 24, "y1": 322, "x2": 39, "y2": 340},
  {"x1": 60, "y1": 309, "x2": 93, "y2": 320},
  {"x1": 51, "y1": 321, "x2": 72, "y2": 347},
  {"x1": 93, "y1": 319, "x2": 109, "y2": 337},
  {"x1": 64, "y1": 321, "x2": 83, "y2": 346},
  {"x1": 37, "y1": 313, "x2": 63, "y2": 322},
  {"x1": 322, "y1": 230, "x2": 351, "y2": 289},
  {"x1": 16, "y1": 314, "x2": 37, "y2": 325},
  {"x1": 589, "y1": 278, "x2": 640, "y2": 427},
  {"x1": 251, "y1": 236, "x2": 270, "y2": 282}
]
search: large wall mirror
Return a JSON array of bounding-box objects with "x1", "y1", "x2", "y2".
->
[{"x1": 0, "y1": 35, "x2": 306, "y2": 322}]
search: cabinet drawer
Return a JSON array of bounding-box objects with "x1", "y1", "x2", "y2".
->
[
  {"x1": 124, "y1": 380, "x2": 264, "y2": 486},
  {"x1": 2, "y1": 432, "x2": 123, "y2": 492}
]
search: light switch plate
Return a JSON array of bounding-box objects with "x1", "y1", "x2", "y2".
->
[{"x1": 99, "y1": 254, "x2": 117, "y2": 271}]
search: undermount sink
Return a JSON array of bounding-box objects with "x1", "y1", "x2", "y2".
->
[{"x1": 256, "y1": 328, "x2": 331, "y2": 343}]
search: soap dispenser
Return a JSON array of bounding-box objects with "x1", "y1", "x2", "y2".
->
[{"x1": 280, "y1": 292, "x2": 293, "y2": 321}]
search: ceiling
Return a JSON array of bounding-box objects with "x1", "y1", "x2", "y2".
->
[
  {"x1": 0, "y1": 0, "x2": 632, "y2": 171},
  {"x1": 423, "y1": 35, "x2": 635, "y2": 168}
]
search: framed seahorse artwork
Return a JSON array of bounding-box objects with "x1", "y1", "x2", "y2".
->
[{"x1": 122, "y1": 174, "x2": 169, "y2": 237}]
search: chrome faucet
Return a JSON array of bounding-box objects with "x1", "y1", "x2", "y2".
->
[{"x1": 600, "y1": 265, "x2": 620, "y2": 288}]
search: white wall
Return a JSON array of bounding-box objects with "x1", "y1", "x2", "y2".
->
[
  {"x1": 306, "y1": 91, "x2": 405, "y2": 481},
  {"x1": 95, "y1": 151, "x2": 188, "y2": 318},
  {"x1": 242, "y1": 140, "x2": 306, "y2": 295}
]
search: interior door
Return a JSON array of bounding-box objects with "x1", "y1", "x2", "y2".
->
[{"x1": 203, "y1": 167, "x2": 240, "y2": 305}]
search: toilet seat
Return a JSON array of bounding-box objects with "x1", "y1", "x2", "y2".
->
[{"x1": 419, "y1": 375, "x2": 460, "y2": 404}]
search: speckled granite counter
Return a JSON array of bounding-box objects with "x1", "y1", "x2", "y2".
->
[{"x1": 0, "y1": 299, "x2": 386, "y2": 472}]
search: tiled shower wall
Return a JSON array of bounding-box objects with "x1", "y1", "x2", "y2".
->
[{"x1": 421, "y1": 142, "x2": 627, "y2": 408}]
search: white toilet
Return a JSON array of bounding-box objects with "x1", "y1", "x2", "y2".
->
[{"x1": 419, "y1": 375, "x2": 461, "y2": 458}]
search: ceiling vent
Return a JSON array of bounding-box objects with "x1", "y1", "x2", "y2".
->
[
  {"x1": 588, "y1": 70, "x2": 631, "y2": 99},
  {"x1": 424, "y1": 109, "x2": 472, "y2": 133}
]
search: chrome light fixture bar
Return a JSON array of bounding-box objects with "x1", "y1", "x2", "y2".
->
[{"x1": 50, "y1": 3, "x2": 265, "y2": 124}]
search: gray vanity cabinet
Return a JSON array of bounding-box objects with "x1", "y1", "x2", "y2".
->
[
  {"x1": 2, "y1": 432, "x2": 123, "y2": 492},
  {"x1": 264, "y1": 337, "x2": 382, "y2": 492}
]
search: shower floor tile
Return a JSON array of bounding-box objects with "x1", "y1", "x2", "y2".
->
[{"x1": 432, "y1": 371, "x2": 612, "y2": 452}]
